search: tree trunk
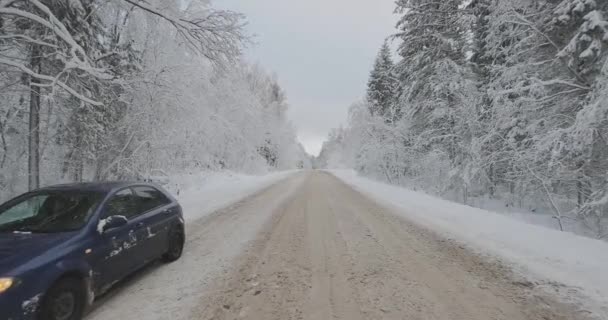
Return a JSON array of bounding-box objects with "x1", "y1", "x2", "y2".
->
[
  {"x1": 488, "y1": 164, "x2": 495, "y2": 198},
  {"x1": 75, "y1": 158, "x2": 84, "y2": 182},
  {"x1": 577, "y1": 180, "x2": 583, "y2": 208},
  {"x1": 577, "y1": 178, "x2": 591, "y2": 209},
  {"x1": 28, "y1": 45, "x2": 41, "y2": 191}
]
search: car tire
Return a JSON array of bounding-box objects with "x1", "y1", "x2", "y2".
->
[
  {"x1": 162, "y1": 225, "x2": 184, "y2": 263},
  {"x1": 39, "y1": 277, "x2": 86, "y2": 320}
]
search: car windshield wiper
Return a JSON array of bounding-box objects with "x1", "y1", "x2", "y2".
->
[
  {"x1": 13, "y1": 226, "x2": 43, "y2": 233},
  {"x1": 12, "y1": 230, "x2": 33, "y2": 234},
  {"x1": 1, "y1": 225, "x2": 48, "y2": 233},
  {"x1": 0, "y1": 217, "x2": 37, "y2": 233},
  {"x1": 0, "y1": 227, "x2": 36, "y2": 234}
]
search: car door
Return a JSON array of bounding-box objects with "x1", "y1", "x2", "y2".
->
[
  {"x1": 94, "y1": 188, "x2": 147, "y2": 288},
  {"x1": 131, "y1": 186, "x2": 174, "y2": 261}
]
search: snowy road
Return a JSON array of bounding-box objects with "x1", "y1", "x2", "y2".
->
[
  {"x1": 87, "y1": 171, "x2": 589, "y2": 320},
  {"x1": 86, "y1": 172, "x2": 307, "y2": 320}
]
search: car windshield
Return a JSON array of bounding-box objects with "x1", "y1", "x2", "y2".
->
[{"x1": 0, "y1": 191, "x2": 104, "y2": 233}]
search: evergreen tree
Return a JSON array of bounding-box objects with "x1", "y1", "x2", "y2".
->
[
  {"x1": 395, "y1": 0, "x2": 479, "y2": 170},
  {"x1": 320, "y1": 0, "x2": 608, "y2": 235},
  {"x1": 366, "y1": 41, "x2": 398, "y2": 120}
]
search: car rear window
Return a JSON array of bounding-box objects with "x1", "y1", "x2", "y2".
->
[
  {"x1": 133, "y1": 186, "x2": 171, "y2": 214},
  {"x1": 104, "y1": 188, "x2": 137, "y2": 219}
]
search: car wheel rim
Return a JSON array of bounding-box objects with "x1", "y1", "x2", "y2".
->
[{"x1": 52, "y1": 292, "x2": 75, "y2": 320}]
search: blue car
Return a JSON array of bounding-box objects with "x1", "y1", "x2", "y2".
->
[{"x1": 0, "y1": 182, "x2": 185, "y2": 320}]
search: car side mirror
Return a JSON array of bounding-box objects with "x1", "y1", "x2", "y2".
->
[{"x1": 98, "y1": 215, "x2": 128, "y2": 233}]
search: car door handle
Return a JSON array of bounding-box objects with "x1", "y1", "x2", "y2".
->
[{"x1": 136, "y1": 222, "x2": 145, "y2": 228}]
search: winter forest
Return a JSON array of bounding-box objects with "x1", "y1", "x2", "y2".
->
[
  {"x1": 2, "y1": 0, "x2": 608, "y2": 238},
  {"x1": 0, "y1": 0, "x2": 311, "y2": 201},
  {"x1": 318, "y1": 0, "x2": 608, "y2": 238}
]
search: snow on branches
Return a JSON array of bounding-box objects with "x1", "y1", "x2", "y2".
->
[
  {"x1": 0, "y1": 0, "x2": 110, "y2": 105},
  {"x1": 123, "y1": 0, "x2": 246, "y2": 65},
  {"x1": 320, "y1": 0, "x2": 608, "y2": 237},
  {"x1": 555, "y1": 0, "x2": 608, "y2": 78},
  {"x1": 0, "y1": 0, "x2": 306, "y2": 200}
]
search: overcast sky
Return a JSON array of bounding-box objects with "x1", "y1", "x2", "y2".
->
[{"x1": 215, "y1": 0, "x2": 398, "y2": 156}]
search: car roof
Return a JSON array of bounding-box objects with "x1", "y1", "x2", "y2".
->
[{"x1": 36, "y1": 181, "x2": 154, "y2": 193}]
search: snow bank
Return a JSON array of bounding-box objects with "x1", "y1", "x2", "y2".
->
[
  {"x1": 165, "y1": 170, "x2": 297, "y2": 222},
  {"x1": 465, "y1": 196, "x2": 594, "y2": 237},
  {"x1": 330, "y1": 169, "x2": 608, "y2": 318},
  {"x1": 87, "y1": 170, "x2": 302, "y2": 320}
]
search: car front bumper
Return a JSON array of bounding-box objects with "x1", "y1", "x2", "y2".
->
[{"x1": 0, "y1": 287, "x2": 40, "y2": 320}]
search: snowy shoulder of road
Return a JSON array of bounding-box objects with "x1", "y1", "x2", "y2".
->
[
  {"x1": 166, "y1": 170, "x2": 298, "y2": 222},
  {"x1": 87, "y1": 170, "x2": 303, "y2": 320},
  {"x1": 329, "y1": 169, "x2": 608, "y2": 319}
]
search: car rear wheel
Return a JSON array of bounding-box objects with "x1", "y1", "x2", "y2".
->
[
  {"x1": 39, "y1": 277, "x2": 86, "y2": 320},
  {"x1": 162, "y1": 225, "x2": 184, "y2": 262}
]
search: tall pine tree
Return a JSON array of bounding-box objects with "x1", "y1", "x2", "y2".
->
[
  {"x1": 366, "y1": 41, "x2": 398, "y2": 121},
  {"x1": 395, "y1": 0, "x2": 479, "y2": 170}
]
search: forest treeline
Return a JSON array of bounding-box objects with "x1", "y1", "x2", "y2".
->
[
  {"x1": 318, "y1": 0, "x2": 608, "y2": 238},
  {"x1": 0, "y1": 0, "x2": 310, "y2": 201}
]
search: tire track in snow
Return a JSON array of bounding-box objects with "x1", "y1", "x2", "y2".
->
[
  {"x1": 192, "y1": 171, "x2": 590, "y2": 320},
  {"x1": 86, "y1": 173, "x2": 307, "y2": 320}
]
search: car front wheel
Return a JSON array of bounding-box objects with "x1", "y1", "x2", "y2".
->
[
  {"x1": 39, "y1": 277, "x2": 86, "y2": 320},
  {"x1": 162, "y1": 225, "x2": 184, "y2": 262}
]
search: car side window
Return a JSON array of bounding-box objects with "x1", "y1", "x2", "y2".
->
[
  {"x1": 132, "y1": 186, "x2": 171, "y2": 215},
  {"x1": 104, "y1": 189, "x2": 137, "y2": 219}
]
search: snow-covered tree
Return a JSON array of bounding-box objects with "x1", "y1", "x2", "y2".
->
[
  {"x1": 0, "y1": 0, "x2": 248, "y2": 190},
  {"x1": 320, "y1": 0, "x2": 608, "y2": 236},
  {"x1": 366, "y1": 41, "x2": 398, "y2": 121},
  {"x1": 393, "y1": 0, "x2": 480, "y2": 191},
  {"x1": 0, "y1": 0, "x2": 306, "y2": 201}
]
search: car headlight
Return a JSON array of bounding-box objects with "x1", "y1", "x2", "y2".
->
[{"x1": 0, "y1": 278, "x2": 14, "y2": 294}]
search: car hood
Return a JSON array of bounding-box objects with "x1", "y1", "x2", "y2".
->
[{"x1": 0, "y1": 232, "x2": 75, "y2": 275}]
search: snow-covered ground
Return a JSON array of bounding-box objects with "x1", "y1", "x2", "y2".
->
[
  {"x1": 87, "y1": 170, "x2": 301, "y2": 320},
  {"x1": 165, "y1": 170, "x2": 297, "y2": 221},
  {"x1": 330, "y1": 169, "x2": 608, "y2": 319},
  {"x1": 462, "y1": 194, "x2": 595, "y2": 238}
]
